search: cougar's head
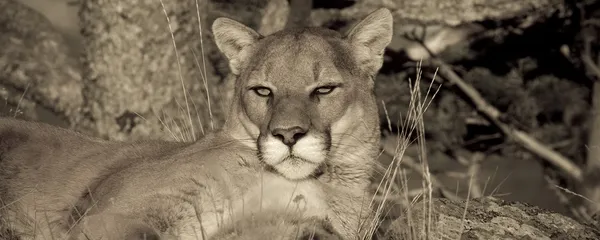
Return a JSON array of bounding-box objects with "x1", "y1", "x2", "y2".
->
[{"x1": 213, "y1": 9, "x2": 393, "y2": 181}]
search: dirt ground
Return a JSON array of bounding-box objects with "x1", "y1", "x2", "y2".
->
[{"x1": 16, "y1": 0, "x2": 568, "y2": 216}]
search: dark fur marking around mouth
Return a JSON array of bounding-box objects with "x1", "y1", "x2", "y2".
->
[
  {"x1": 264, "y1": 164, "x2": 277, "y2": 174},
  {"x1": 311, "y1": 164, "x2": 326, "y2": 178},
  {"x1": 324, "y1": 129, "x2": 332, "y2": 152}
]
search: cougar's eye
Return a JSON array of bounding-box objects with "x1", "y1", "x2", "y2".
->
[
  {"x1": 313, "y1": 86, "x2": 336, "y2": 95},
  {"x1": 252, "y1": 87, "x2": 272, "y2": 97}
]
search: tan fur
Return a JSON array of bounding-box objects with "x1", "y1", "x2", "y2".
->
[
  {"x1": 0, "y1": 8, "x2": 393, "y2": 240},
  {"x1": 211, "y1": 211, "x2": 341, "y2": 240}
]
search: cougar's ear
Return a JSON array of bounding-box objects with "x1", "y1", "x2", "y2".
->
[
  {"x1": 212, "y1": 17, "x2": 261, "y2": 75},
  {"x1": 345, "y1": 8, "x2": 393, "y2": 76}
]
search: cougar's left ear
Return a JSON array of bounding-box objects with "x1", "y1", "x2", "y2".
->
[
  {"x1": 212, "y1": 17, "x2": 262, "y2": 75},
  {"x1": 345, "y1": 8, "x2": 393, "y2": 76}
]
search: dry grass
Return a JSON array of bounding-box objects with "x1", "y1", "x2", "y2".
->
[{"x1": 368, "y1": 63, "x2": 445, "y2": 240}]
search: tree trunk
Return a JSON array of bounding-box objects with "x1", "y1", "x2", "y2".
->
[{"x1": 78, "y1": 0, "x2": 224, "y2": 141}]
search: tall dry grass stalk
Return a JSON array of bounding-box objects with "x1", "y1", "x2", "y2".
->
[
  {"x1": 153, "y1": 0, "x2": 215, "y2": 143},
  {"x1": 369, "y1": 61, "x2": 441, "y2": 239}
]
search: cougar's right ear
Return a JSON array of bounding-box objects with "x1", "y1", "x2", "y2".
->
[
  {"x1": 345, "y1": 8, "x2": 393, "y2": 76},
  {"x1": 212, "y1": 18, "x2": 262, "y2": 75}
]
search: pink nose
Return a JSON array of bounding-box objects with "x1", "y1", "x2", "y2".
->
[{"x1": 271, "y1": 126, "x2": 307, "y2": 146}]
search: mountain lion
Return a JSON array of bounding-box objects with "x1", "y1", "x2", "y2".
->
[{"x1": 0, "y1": 8, "x2": 392, "y2": 240}]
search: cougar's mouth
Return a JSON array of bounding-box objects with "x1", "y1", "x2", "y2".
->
[{"x1": 258, "y1": 134, "x2": 327, "y2": 180}]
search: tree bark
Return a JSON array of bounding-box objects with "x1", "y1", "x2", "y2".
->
[
  {"x1": 78, "y1": 0, "x2": 225, "y2": 141},
  {"x1": 310, "y1": 0, "x2": 567, "y2": 27},
  {"x1": 285, "y1": 0, "x2": 311, "y2": 29},
  {"x1": 580, "y1": 5, "x2": 600, "y2": 217}
]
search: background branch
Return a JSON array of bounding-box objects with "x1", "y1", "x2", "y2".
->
[{"x1": 428, "y1": 56, "x2": 584, "y2": 182}]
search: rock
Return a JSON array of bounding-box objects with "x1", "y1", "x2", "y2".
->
[
  {"x1": 0, "y1": 0, "x2": 83, "y2": 123},
  {"x1": 383, "y1": 197, "x2": 600, "y2": 240}
]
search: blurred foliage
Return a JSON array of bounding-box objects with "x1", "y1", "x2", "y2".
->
[{"x1": 376, "y1": 53, "x2": 591, "y2": 165}]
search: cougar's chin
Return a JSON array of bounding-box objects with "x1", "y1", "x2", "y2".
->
[
  {"x1": 259, "y1": 135, "x2": 327, "y2": 180},
  {"x1": 272, "y1": 157, "x2": 321, "y2": 180}
]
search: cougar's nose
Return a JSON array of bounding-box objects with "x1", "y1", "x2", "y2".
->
[{"x1": 271, "y1": 126, "x2": 307, "y2": 146}]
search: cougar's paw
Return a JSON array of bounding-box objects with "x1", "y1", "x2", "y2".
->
[
  {"x1": 71, "y1": 213, "x2": 161, "y2": 240},
  {"x1": 210, "y1": 211, "x2": 342, "y2": 240},
  {"x1": 125, "y1": 226, "x2": 161, "y2": 240}
]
